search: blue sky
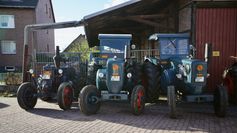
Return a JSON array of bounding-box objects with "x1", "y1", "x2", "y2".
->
[{"x1": 52, "y1": 0, "x2": 129, "y2": 50}]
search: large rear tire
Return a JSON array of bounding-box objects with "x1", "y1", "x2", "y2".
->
[
  {"x1": 131, "y1": 85, "x2": 145, "y2": 115},
  {"x1": 234, "y1": 78, "x2": 237, "y2": 104},
  {"x1": 214, "y1": 85, "x2": 228, "y2": 117},
  {"x1": 167, "y1": 86, "x2": 176, "y2": 118},
  {"x1": 125, "y1": 62, "x2": 142, "y2": 99},
  {"x1": 57, "y1": 82, "x2": 73, "y2": 110},
  {"x1": 87, "y1": 64, "x2": 101, "y2": 85},
  {"x1": 17, "y1": 82, "x2": 37, "y2": 110},
  {"x1": 79, "y1": 85, "x2": 101, "y2": 115},
  {"x1": 144, "y1": 61, "x2": 161, "y2": 102},
  {"x1": 223, "y1": 73, "x2": 235, "y2": 104}
]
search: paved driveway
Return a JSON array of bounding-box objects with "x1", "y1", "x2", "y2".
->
[{"x1": 0, "y1": 97, "x2": 236, "y2": 133}]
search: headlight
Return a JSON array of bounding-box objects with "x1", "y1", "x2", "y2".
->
[
  {"x1": 29, "y1": 69, "x2": 34, "y2": 74},
  {"x1": 58, "y1": 69, "x2": 63, "y2": 74},
  {"x1": 176, "y1": 74, "x2": 182, "y2": 79},
  {"x1": 98, "y1": 73, "x2": 104, "y2": 78},
  {"x1": 127, "y1": 73, "x2": 132, "y2": 78},
  {"x1": 185, "y1": 64, "x2": 191, "y2": 74}
]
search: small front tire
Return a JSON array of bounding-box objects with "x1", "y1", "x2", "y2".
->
[
  {"x1": 214, "y1": 85, "x2": 228, "y2": 117},
  {"x1": 79, "y1": 85, "x2": 101, "y2": 115},
  {"x1": 131, "y1": 85, "x2": 145, "y2": 115},
  {"x1": 167, "y1": 86, "x2": 176, "y2": 118},
  {"x1": 17, "y1": 82, "x2": 37, "y2": 110},
  {"x1": 57, "y1": 82, "x2": 74, "y2": 110}
]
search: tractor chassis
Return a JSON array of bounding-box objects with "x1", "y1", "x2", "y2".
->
[{"x1": 101, "y1": 91, "x2": 129, "y2": 101}]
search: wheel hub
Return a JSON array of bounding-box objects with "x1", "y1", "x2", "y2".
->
[
  {"x1": 63, "y1": 87, "x2": 72, "y2": 106},
  {"x1": 136, "y1": 90, "x2": 144, "y2": 111}
]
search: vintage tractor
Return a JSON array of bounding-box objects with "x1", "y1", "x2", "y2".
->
[
  {"x1": 146, "y1": 33, "x2": 228, "y2": 118},
  {"x1": 222, "y1": 56, "x2": 237, "y2": 104},
  {"x1": 86, "y1": 45, "x2": 127, "y2": 85},
  {"x1": 17, "y1": 46, "x2": 84, "y2": 110},
  {"x1": 79, "y1": 34, "x2": 145, "y2": 115}
]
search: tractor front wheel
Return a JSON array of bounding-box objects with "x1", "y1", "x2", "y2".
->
[
  {"x1": 131, "y1": 85, "x2": 145, "y2": 115},
  {"x1": 79, "y1": 85, "x2": 101, "y2": 115},
  {"x1": 167, "y1": 86, "x2": 176, "y2": 118},
  {"x1": 17, "y1": 82, "x2": 37, "y2": 110},
  {"x1": 57, "y1": 82, "x2": 73, "y2": 110},
  {"x1": 214, "y1": 85, "x2": 228, "y2": 117}
]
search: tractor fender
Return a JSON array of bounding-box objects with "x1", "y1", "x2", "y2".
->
[
  {"x1": 144, "y1": 57, "x2": 158, "y2": 66},
  {"x1": 96, "y1": 69, "x2": 107, "y2": 91},
  {"x1": 161, "y1": 69, "x2": 176, "y2": 93}
]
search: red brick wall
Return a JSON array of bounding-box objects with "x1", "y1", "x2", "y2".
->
[
  {"x1": 0, "y1": 8, "x2": 35, "y2": 68},
  {"x1": 35, "y1": 0, "x2": 55, "y2": 53},
  {"x1": 0, "y1": 0, "x2": 55, "y2": 71}
]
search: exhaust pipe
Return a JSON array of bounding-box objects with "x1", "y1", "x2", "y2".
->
[
  {"x1": 204, "y1": 43, "x2": 212, "y2": 64},
  {"x1": 53, "y1": 46, "x2": 61, "y2": 69}
]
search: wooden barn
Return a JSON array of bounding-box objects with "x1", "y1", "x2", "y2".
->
[{"x1": 83, "y1": 0, "x2": 237, "y2": 90}]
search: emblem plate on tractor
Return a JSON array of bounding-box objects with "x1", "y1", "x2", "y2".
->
[
  {"x1": 195, "y1": 77, "x2": 204, "y2": 82},
  {"x1": 111, "y1": 75, "x2": 120, "y2": 81}
]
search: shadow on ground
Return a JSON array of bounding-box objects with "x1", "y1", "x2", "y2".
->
[
  {"x1": 0, "y1": 102, "x2": 9, "y2": 109},
  {"x1": 28, "y1": 100, "x2": 237, "y2": 132}
]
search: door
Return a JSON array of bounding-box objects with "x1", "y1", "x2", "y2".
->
[{"x1": 195, "y1": 8, "x2": 237, "y2": 91}]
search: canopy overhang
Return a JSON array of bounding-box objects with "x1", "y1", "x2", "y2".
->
[{"x1": 83, "y1": 0, "x2": 175, "y2": 47}]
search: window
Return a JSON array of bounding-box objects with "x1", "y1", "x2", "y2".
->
[
  {"x1": 1, "y1": 40, "x2": 16, "y2": 54},
  {"x1": 0, "y1": 15, "x2": 15, "y2": 28}
]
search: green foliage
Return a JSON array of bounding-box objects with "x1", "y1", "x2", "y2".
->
[{"x1": 64, "y1": 37, "x2": 98, "y2": 62}]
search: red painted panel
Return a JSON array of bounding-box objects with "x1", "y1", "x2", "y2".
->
[{"x1": 196, "y1": 8, "x2": 237, "y2": 91}]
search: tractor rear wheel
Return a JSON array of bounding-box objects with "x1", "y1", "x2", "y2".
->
[
  {"x1": 17, "y1": 82, "x2": 37, "y2": 110},
  {"x1": 167, "y1": 86, "x2": 176, "y2": 118},
  {"x1": 57, "y1": 82, "x2": 73, "y2": 110},
  {"x1": 144, "y1": 61, "x2": 161, "y2": 102},
  {"x1": 87, "y1": 64, "x2": 101, "y2": 85},
  {"x1": 125, "y1": 62, "x2": 142, "y2": 96},
  {"x1": 131, "y1": 85, "x2": 145, "y2": 115},
  {"x1": 79, "y1": 85, "x2": 101, "y2": 115},
  {"x1": 223, "y1": 73, "x2": 235, "y2": 104},
  {"x1": 214, "y1": 85, "x2": 228, "y2": 117},
  {"x1": 234, "y1": 78, "x2": 237, "y2": 104}
]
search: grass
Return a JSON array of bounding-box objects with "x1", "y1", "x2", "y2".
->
[{"x1": 0, "y1": 91, "x2": 16, "y2": 97}]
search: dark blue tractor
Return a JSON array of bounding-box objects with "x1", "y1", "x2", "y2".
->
[
  {"x1": 79, "y1": 34, "x2": 145, "y2": 115},
  {"x1": 147, "y1": 33, "x2": 228, "y2": 118},
  {"x1": 86, "y1": 42, "x2": 126, "y2": 85},
  {"x1": 17, "y1": 46, "x2": 84, "y2": 110}
]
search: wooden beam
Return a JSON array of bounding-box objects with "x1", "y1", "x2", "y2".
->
[
  {"x1": 126, "y1": 16, "x2": 160, "y2": 27},
  {"x1": 129, "y1": 14, "x2": 167, "y2": 19}
]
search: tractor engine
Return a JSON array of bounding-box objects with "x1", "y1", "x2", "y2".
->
[
  {"x1": 180, "y1": 59, "x2": 207, "y2": 95},
  {"x1": 97, "y1": 57, "x2": 125, "y2": 94},
  {"x1": 160, "y1": 59, "x2": 207, "y2": 95}
]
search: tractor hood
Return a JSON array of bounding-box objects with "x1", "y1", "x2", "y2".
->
[{"x1": 149, "y1": 33, "x2": 190, "y2": 41}]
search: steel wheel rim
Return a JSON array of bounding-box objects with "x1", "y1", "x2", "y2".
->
[
  {"x1": 136, "y1": 89, "x2": 144, "y2": 111},
  {"x1": 63, "y1": 86, "x2": 72, "y2": 106}
]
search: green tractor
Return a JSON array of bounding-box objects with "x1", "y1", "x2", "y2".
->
[
  {"x1": 79, "y1": 34, "x2": 145, "y2": 115},
  {"x1": 145, "y1": 33, "x2": 228, "y2": 118}
]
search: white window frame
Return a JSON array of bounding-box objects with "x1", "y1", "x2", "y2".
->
[
  {"x1": 0, "y1": 15, "x2": 15, "y2": 29},
  {"x1": 1, "y1": 40, "x2": 16, "y2": 54}
]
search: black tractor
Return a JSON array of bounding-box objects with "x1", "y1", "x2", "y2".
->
[{"x1": 17, "y1": 46, "x2": 85, "y2": 110}]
